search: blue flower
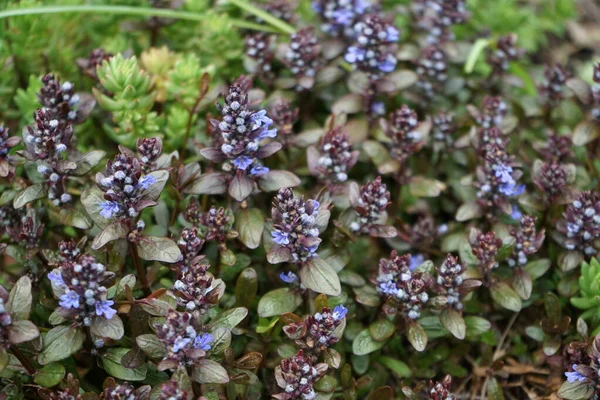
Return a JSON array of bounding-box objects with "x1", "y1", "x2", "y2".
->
[
  {"x1": 344, "y1": 46, "x2": 364, "y2": 63},
  {"x1": 332, "y1": 305, "x2": 348, "y2": 321},
  {"x1": 250, "y1": 164, "x2": 269, "y2": 176},
  {"x1": 409, "y1": 254, "x2": 425, "y2": 271},
  {"x1": 333, "y1": 9, "x2": 354, "y2": 25},
  {"x1": 309, "y1": 200, "x2": 320, "y2": 212},
  {"x1": 138, "y1": 174, "x2": 157, "y2": 190},
  {"x1": 511, "y1": 205, "x2": 523, "y2": 221},
  {"x1": 378, "y1": 281, "x2": 398, "y2": 296},
  {"x1": 99, "y1": 201, "x2": 120, "y2": 219},
  {"x1": 565, "y1": 365, "x2": 586, "y2": 383},
  {"x1": 95, "y1": 300, "x2": 117, "y2": 319},
  {"x1": 257, "y1": 127, "x2": 278, "y2": 140},
  {"x1": 378, "y1": 56, "x2": 397, "y2": 72},
  {"x1": 494, "y1": 164, "x2": 514, "y2": 183},
  {"x1": 280, "y1": 271, "x2": 298, "y2": 283},
  {"x1": 48, "y1": 269, "x2": 65, "y2": 286},
  {"x1": 499, "y1": 183, "x2": 525, "y2": 196},
  {"x1": 193, "y1": 333, "x2": 214, "y2": 351},
  {"x1": 371, "y1": 102, "x2": 386, "y2": 116},
  {"x1": 233, "y1": 156, "x2": 253, "y2": 170},
  {"x1": 172, "y1": 336, "x2": 192, "y2": 353},
  {"x1": 59, "y1": 291, "x2": 80, "y2": 309},
  {"x1": 251, "y1": 110, "x2": 273, "y2": 129},
  {"x1": 386, "y1": 26, "x2": 399, "y2": 42},
  {"x1": 272, "y1": 230, "x2": 290, "y2": 245}
]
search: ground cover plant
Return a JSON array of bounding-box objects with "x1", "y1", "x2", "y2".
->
[{"x1": 0, "y1": 0, "x2": 599, "y2": 398}]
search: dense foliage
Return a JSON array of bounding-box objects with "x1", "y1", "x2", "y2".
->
[{"x1": 2, "y1": 0, "x2": 600, "y2": 399}]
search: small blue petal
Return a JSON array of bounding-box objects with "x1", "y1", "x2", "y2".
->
[
  {"x1": 332, "y1": 305, "x2": 348, "y2": 321},
  {"x1": 272, "y1": 230, "x2": 290, "y2": 245},
  {"x1": 95, "y1": 300, "x2": 117, "y2": 319},
  {"x1": 193, "y1": 333, "x2": 214, "y2": 351},
  {"x1": 99, "y1": 201, "x2": 120, "y2": 219},
  {"x1": 138, "y1": 174, "x2": 157, "y2": 190},
  {"x1": 59, "y1": 291, "x2": 80, "y2": 310},
  {"x1": 280, "y1": 271, "x2": 298, "y2": 283},
  {"x1": 233, "y1": 156, "x2": 254, "y2": 170}
]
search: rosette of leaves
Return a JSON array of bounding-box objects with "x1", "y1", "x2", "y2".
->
[
  {"x1": 524, "y1": 293, "x2": 571, "y2": 357},
  {"x1": 572, "y1": 258, "x2": 600, "y2": 333},
  {"x1": 94, "y1": 54, "x2": 161, "y2": 144},
  {"x1": 0, "y1": 276, "x2": 40, "y2": 375}
]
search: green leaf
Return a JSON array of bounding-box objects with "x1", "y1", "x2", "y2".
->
[
  {"x1": 490, "y1": 282, "x2": 522, "y2": 312},
  {"x1": 487, "y1": 377, "x2": 505, "y2": 400},
  {"x1": 524, "y1": 259, "x2": 551, "y2": 280},
  {"x1": 13, "y1": 183, "x2": 48, "y2": 209},
  {"x1": 91, "y1": 315, "x2": 124, "y2": 340},
  {"x1": 256, "y1": 170, "x2": 301, "y2": 192},
  {"x1": 439, "y1": 308, "x2": 466, "y2": 340},
  {"x1": 140, "y1": 170, "x2": 169, "y2": 202},
  {"x1": 136, "y1": 236, "x2": 182, "y2": 263},
  {"x1": 513, "y1": 270, "x2": 532, "y2": 300},
  {"x1": 465, "y1": 316, "x2": 491, "y2": 337},
  {"x1": 408, "y1": 177, "x2": 446, "y2": 198},
  {"x1": 235, "y1": 268, "x2": 258, "y2": 309},
  {"x1": 184, "y1": 172, "x2": 229, "y2": 195},
  {"x1": 406, "y1": 322, "x2": 428, "y2": 352},
  {"x1": 136, "y1": 334, "x2": 167, "y2": 359},
  {"x1": 7, "y1": 276, "x2": 32, "y2": 320},
  {"x1": 464, "y1": 38, "x2": 490, "y2": 74},
  {"x1": 557, "y1": 381, "x2": 595, "y2": 399},
  {"x1": 235, "y1": 208, "x2": 264, "y2": 249},
  {"x1": 0, "y1": 350, "x2": 8, "y2": 374},
  {"x1": 48, "y1": 208, "x2": 93, "y2": 230},
  {"x1": 228, "y1": 173, "x2": 254, "y2": 202},
  {"x1": 191, "y1": 359, "x2": 229, "y2": 384},
  {"x1": 91, "y1": 221, "x2": 129, "y2": 250},
  {"x1": 38, "y1": 326, "x2": 86, "y2": 365},
  {"x1": 257, "y1": 288, "x2": 302, "y2": 318},
  {"x1": 352, "y1": 328, "x2": 386, "y2": 356},
  {"x1": 34, "y1": 363, "x2": 65, "y2": 387},
  {"x1": 299, "y1": 257, "x2": 341, "y2": 296},
  {"x1": 377, "y1": 356, "x2": 412, "y2": 378},
  {"x1": 7, "y1": 320, "x2": 40, "y2": 344},
  {"x1": 208, "y1": 307, "x2": 248, "y2": 330},
  {"x1": 368, "y1": 319, "x2": 395, "y2": 342},
  {"x1": 100, "y1": 348, "x2": 148, "y2": 381}
]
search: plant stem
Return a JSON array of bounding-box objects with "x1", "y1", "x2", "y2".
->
[
  {"x1": 129, "y1": 242, "x2": 151, "y2": 297},
  {"x1": 0, "y1": 5, "x2": 279, "y2": 33},
  {"x1": 227, "y1": 0, "x2": 295, "y2": 34},
  {"x1": 10, "y1": 346, "x2": 36, "y2": 375}
]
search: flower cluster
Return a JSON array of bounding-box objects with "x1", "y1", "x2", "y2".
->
[
  {"x1": 77, "y1": 48, "x2": 113, "y2": 80},
  {"x1": 474, "y1": 96, "x2": 508, "y2": 130},
  {"x1": 155, "y1": 310, "x2": 214, "y2": 366},
  {"x1": 96, "y1": 151, "x2": 158, "y2": 220},
  {"x1": 470, "y1": 230, "x2": 502, "y2": 278},
  {"x1": 592, "y1": 63, "x2": 600, "y2": 120},
  {"x1": 173, "y1": 262, "x2": 218, "y2": 313},
  {"x1": 206, "y1": 82, "x2": 277, "y2": 176},
  {"x1": 6, "y1": 210, "x2": 44, "y2": 250},
  {"x1": 344, "y1": 14, "x2": 399, "y2": 79},
  {"x1": 285, "y1": 28, "x2": 321, "y2": 91},
  {"x1": 415, "y1": 46, "x2": 448, "y2": 98},
  {"x1": 474, "y1": 144, "x2": 524, "y2": 216},
  {"x1": 271, "y1": 188, "x2": 322, "y2": 264},
  {"x1": 556, "y1": 191, "x2": 600, "y2": 258},
  {"x1": 435, "y1": 255, "x2": 466, "y2": 311},
  {"x1": 533, "y1": 161, "x2": 570, "y2": 203},
  {"x1": 349, "y1": 176, "x2": 391, "y2": 235},
  {"x1": 283, "y1": 305, "x2": 348, "y2": 353},
  {"x1": 270, "y1": 98, "x2": 299, "y2": 147},
  {"x1": 173, "y1": 227, "x2": 205, "y2": 273},
  {"x1": 487, "y1": 34, "x2": 523, "y2": 77},
  {"x1": 561, "y1": 334, "x2": 600, "y2": 393},
  {"x1": 376, "y1": 251, "x2": 431, "y2": 320},
  {"x1": 312, "y1": 126, "x2": 358, "y2": 185},
  {"x1": 413, "y1": 0, "x2": 469, "y2": 45},
  {"x1": 158, "y1": 381, "x2": 187, "y2": 400},
  {"x1": 312, "y1": 0, "x2": 370, "y2": 38},
  {"x1": 0, "y1": 126, "x2": 20, "y2": 177},
  {"x1": 408, "y1": 214, "x2": 447, "y2": 247},
  {"x1": 431, "y1": 111, "x2": 456, "y2": 150},
  {"x1": 100, "y1": 382, "x2": 149, "y2": 400},
  {"x1": 508, "y1": 215, "x2": 545, "y2": 268},
  {"x1": 539, "y1": 63, "x2": 569, "y2": 105},
  {"x1": 273, "y1": 350, "x2": 327, "y2": 400},
  {"x1": 38, "y1": 74, "x2": 80, "y2": 123},
  {"x1": 385, "y1": 105, "x2": 424, "y2": 169},
  {"x1": 540, "y1": 131, "x2": 573, "y2": 163},
  {"x1": 261, "y1": 0, "x2": 296, "y2": 23},
  {"x1": 245, "y1": 33, "x2": 274, "y2": 82},
  {"x1": 136, "y1": 137, "x2": 163, "y2": 172},
  {"x1": 0, "y1": 297, "x2": 12, "y2": 349},
  {"x1": 429, "y1": 375, "x2": 456, "y2": 400},
  {"x1": 47, "y1": 241, "x2": 117, "y2": 327},
  {"x1": 186, "y1": 204, "x2": 232, "y2": 244}
]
